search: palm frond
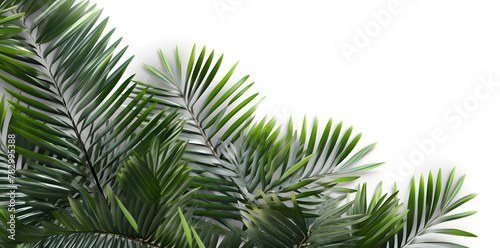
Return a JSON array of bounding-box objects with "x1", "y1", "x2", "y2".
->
[
  {"x1": 0, "y1": 0, "x2": 192, "y2": 246},
  {"x1": 142, "y1": 47, "x2": 382, "y2": 226},
  {"x1": 138, "y1": 45, "x2": 266, "y2": 224},
  {"x1": 236, "y1": 169, "x2": 476, "y2": 248},
  {"x1": 218, "y1": 116, "x2": 381, "y2": 202},
  {"x1": 387, "y1": 168, "x2": 477, "y2": 248},
  {"x1": 117, "y1": 137, "x2": 197, "y2": 247},
  {"x1": 139, "y1": 44, "x2": 262, "y2": 170},
  {"x1": 0, "y1": 0, "x2": 178, "y2": 222},
  {"x1": 347, "y1": 183, "x2": 407, "y2": 248},
  {"x1": 1, "y1": 135, "x2": 197, "y2": 247},
  {"x1": 0, "y1": 2, "x2": 478, "y2": 247},
  {"x1": 240, "y1": 191, "x2": 364, "y2": 248}
]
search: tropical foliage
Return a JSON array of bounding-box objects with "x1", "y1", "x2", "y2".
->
[{"x1": 0, "y1": 0, "x2": 476, "y2": 247}]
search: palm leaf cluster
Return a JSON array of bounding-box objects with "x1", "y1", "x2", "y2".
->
[
  {"x1": 139, "y1": 45, "x2": 383, "y2": 225},
  {"x1": 0, "y1": 0, "x2": 476, "y2": 247},
  {"x1": 236, "y1": 168, "x2": 476, "y2": 248}
]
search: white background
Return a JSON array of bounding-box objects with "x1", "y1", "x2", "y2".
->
[{"x1": 92, "y1": 0, "x2": 500, "y2": 246}]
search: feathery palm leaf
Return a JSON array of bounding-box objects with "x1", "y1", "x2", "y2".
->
[
  {"x1": 387, "y1": 168, "x2": 477, "y2": 248},
  {"x1": 348, "y1": 183, "x2": 407, "y2": 248},
  {"x1": 0, "y1": 0, "x2": 176, "y2": 221},
  {"x1": 141, "y1": 46, "x2": 382, "y2": 226},
  {"x1": 0, "y1": 1, "x2": 478, "y2": 247},
  {"x1": 0, "y1": 0, "x2": 192, "y2": 247},
  {"x1": 0, "y1": 134, "x2": 197, "y2": 247},
  {"x1": 192, "y1": 168, "x2": 475, "y2": 248}
]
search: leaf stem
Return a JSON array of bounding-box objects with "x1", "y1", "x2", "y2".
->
[
  {"x1": 187, "y1": 103, "x2": 218, "y2": 158},
  {"x1": 170, "y1": 80, "x2": 219, "y2": 158},
  {"x1": 400, "y1": 202, "x2": 450, "y2": 248}
]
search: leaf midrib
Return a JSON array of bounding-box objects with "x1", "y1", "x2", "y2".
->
[{"x1": 18, "y1": 12, "x2": 104, "y2": 195}]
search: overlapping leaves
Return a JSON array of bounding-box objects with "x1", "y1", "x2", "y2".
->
[
  {"x1": 214, "y1": 168, "x2": 475, "y2": 248},
  {"x1": 0, "y1": 0, "x2": 176, "y2": 222},
  {"x1": 140, "y1": 45, "x2": 382, "y2": 225},
  {"x1": 0, "y1": 0, "x2": 477, "y2": 247},
  {"x1": 0, "y1": 0, "x2": 194, "y2": 247}
]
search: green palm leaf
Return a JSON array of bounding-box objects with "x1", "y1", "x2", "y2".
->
[
  {"x1": 0, "y1": 135, "x2": 197, "y2": 247},
  {"x1": 139, "y1": 44, "x2": 262, "y2": 170},
  {"x1": 240, "y1": 191, "x2": 365, "y2": 248},
  {"x1": 0, "y1": 0, "x2": 190, "y2": 247},
  {"x1": 387, "y1": 168, "x2": 477, "y2": 248},
  {"x1": 0, "y1": 0, "x2": 176, "y2": 221},
  {"x1": 141, "y1": 47, "x2": 383, "y2": 226},
  {"x1": 0, "y1": 1, "x2": 478, "y2": 247}
]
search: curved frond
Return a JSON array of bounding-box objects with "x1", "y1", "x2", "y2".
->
[
  {"x1": 139, "y1": 44, "x2": 262, "y2": 170},
  {"x1": 387, "y1": 168, "x2": 477, "y2": 248},
  {"x1": 0, "y1": 1, "x2": 189, "y2": 247},
  {"x1": 141, "y1": 48, "x2": 382, "y2": 225},
  {"x1": 0, "y1": 0, "x2": 179, "y2": 224},
  {"x1": 0, "y1": 2, "x2": 478, "y2": 247}
]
